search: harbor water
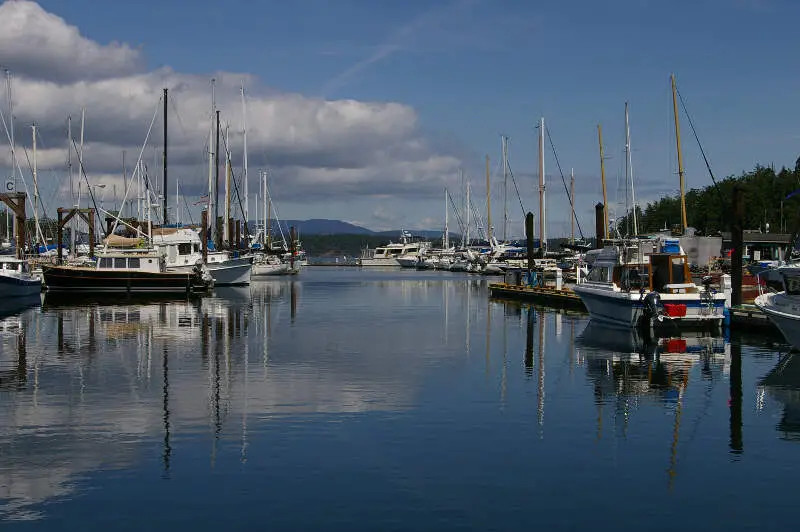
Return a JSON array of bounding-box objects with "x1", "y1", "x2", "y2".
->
[{"x1": 1, "y1": 267, "x2": 798, "y2": 530}]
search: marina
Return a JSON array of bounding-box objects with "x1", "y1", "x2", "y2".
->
[{"x1": 1, "y1": 268, "x2": 799, "y2": 531}]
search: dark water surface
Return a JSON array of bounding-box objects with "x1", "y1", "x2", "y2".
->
[{"x1": 1, "y1": 267, "x2": 798, "y2": 530}]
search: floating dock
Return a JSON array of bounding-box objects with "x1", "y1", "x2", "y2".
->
[
  {"x1": 488, "y1": 282, "x2": 586, "y2": 310},
  {"x1": 728, "y1": 303, "x2": 776, "y2": 330}
]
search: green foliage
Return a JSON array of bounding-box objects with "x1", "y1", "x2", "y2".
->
[
  {"x1": 299, "y1": 234, "x2": 407, "y2": 258},
  {"x1": 616, "y1": 164, "x2": 800, "y2": 235}
]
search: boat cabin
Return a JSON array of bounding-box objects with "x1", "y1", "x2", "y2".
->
[
  {"x1": 0, "y1": 257, "x2": 27, "y2": 274},
  {"x1": 96, "y1": 253, "x2": 164, "y2": 273}
]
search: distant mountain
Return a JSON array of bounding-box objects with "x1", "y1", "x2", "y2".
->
[
  {"x1": 260, "y1": 219, "x2": 449, "y2": 238},
  {"x1": 261, "y1": 219, "x2": 374, "y2": 235}
]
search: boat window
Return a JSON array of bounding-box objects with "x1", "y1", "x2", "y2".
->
[
  {"x1": 114, "y1": 258, "x2": 126, "y2": 268},
  {"x1": 128, "y1": 257, "x2": 140, "y2": 268},
  {"x1": 586, "y1": 266, "x2": 610, "y2": 282},
  {"x1": 178, "y1": 243, "x2": 192, "y2": 255},
  {"x1": 99, "y1": 257, "x2": 113, "y2": 268},
  {"x1": 785, "y1": 276, "x2": 800, "y2": 295},
  {"x1": 671, "y1": 257, "x2": 685, "y2": 284}
]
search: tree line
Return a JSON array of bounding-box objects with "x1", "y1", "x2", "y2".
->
[{"x1": 616, "y1": 158, "x2": 800, "y2": 236}]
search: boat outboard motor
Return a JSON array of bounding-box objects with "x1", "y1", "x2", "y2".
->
[
  {"x1": 701, "y1": 275, "x2": 713, "y2": 291},
  {"x1": 642, "y1": 291, "x2": 664, "y2": 323}
]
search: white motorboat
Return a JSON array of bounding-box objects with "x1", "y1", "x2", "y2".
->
[
  {"x1": 0, "y1": 256, "x2": 42, "y2": 297},
  {"x1": 755, "y1": 265, "x2": 800, "y2": 350},
  {"x1": 572, "y1": 237, "x2": 727, "y2": 329},
  {"x1": 358, "y1": 231, "x2": 431, "y2": 267}
]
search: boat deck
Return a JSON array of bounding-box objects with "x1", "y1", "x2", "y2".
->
[{"x1": 488, "y1": 282, "x2": 586, "y2": 310}]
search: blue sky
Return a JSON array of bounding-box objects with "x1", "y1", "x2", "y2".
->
[{"x1": 6, "y1": 0, "x2": 800, "y2": 236}]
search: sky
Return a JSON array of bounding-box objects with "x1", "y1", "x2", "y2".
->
[{"x1": 0, "y1": 0, "x2": 798, "y2": 237}]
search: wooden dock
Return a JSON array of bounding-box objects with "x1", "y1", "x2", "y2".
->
[
  {"x1": 488, "y1": 282, "x2": 586, "y2": 310},
  {"x1": 728, "y1": 304, "x2": 776, "y2": 330}
]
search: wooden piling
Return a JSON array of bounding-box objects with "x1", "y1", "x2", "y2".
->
[
  {"x1": 525, "y1": 212, "x2": 534, "y2": 273},
  {"x1": 595, "y1": 202, "x2": 605, "y2": 249},
  {"x1": 731, "y1": 185, "x2": 744, "y2": 307},
  {"x1": 201, "y1": 210, "x2": 208, "y2": 262}
]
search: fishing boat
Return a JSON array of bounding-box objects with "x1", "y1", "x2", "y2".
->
[
  {"x1": 754, "y1": 265, "x2": 800, "y2": 350},
  {"x1": 41, "y1": 250, "x2": 212, "y2": 294},
  {"x1": 0, "y1": 256, "x2": 42, "y2": 297},
  {"x1": 572, "y1": 237, "x2": 727, "y2": 329}
]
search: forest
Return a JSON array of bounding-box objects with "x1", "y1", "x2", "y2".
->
[{"x1": 615, "y1": 159, "x2": 800, "y2": 236}]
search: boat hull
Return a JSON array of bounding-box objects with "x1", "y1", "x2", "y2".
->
[
  {"x1": 252, "y1": 262, "x2": 290, "y2": 276},
  {"x1": 755, "y1": 293, "x2": 800, "y2": 350},
  {"x1": 358, "y1": 257, "x2": 401, "y2": 267},
  {"x1": 42, "y1": 266, "x2": 210, "y2": 294},
  {"x1": 0, "y1": 273, "x2": 42, "y2": 297},
  {"x1": 208, "y1": 257, "x2": 252, "y2": 286},
  {"x1": 573, "y1": 283, "x2": 726, "y2": 328}
]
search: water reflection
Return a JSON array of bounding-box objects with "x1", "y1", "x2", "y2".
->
[{"x1": 3, "y1": 271, "x2": 800, "y2": 528}]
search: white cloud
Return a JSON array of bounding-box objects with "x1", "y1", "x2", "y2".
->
[
  {"x1": 0, "y1": 0, "x2": 143, "y2": 82},
  {"x1": 0, "y1": 1, "x2": 466, "y2": 229}
]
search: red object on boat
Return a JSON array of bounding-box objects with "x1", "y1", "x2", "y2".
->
[
  {"x1": 663, "y1": 338, "x2": 687, "y2": 353},
  {"x1": 663, "y1": 303, "x2": 687, "y2": 317}
]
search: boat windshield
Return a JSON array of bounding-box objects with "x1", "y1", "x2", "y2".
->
[{"x1": 784, "y1": 274, "x2": 800, "y2": 295}]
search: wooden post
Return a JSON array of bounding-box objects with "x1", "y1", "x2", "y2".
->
[
  {"x1": 57, "y1": 209, "x2": 64, "y2": 264},
  {"x1": 88, "y1": 209, "x2": 95, "y2": 258},
  {"x1": 0, "y1": 193, "x2": 26, "y2": 260},
  {"x1": 228, "y1": 217, "x2": 234, "y2": 248},
  {"x1": 525, "y1": 212, "x2": 534, "y2": 273},
  {"x1": 595, "y1": 202, "x2": 605, "y2": 249},
  {"x1": 201, "y1": 210, "x2": 208, "y2": 262},
  {"x1": 731, "y1": 186, "x2": 745, "y2": 307},
  {"x1": 289, "y1": 226, "x2": 297, "y2": 269},
  {"x1": 235, "y1": 220, "x2": 241, "y2": 250}
]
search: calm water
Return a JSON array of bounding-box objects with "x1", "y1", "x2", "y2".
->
[{"x1": 0, "y1": 267, "x2": 798, "y2": 530}]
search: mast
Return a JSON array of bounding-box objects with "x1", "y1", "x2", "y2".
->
[
  {"x1": 465, "y1": 180, "x2": 471, "y2": 247},
  {"x1": 32, "y1": 125, "x2": 38, "y2": 221},
  {"x1": 214, "y1": 109, "x2": 220, "y2": 247},
  {"x1": 444, "y1": 187, "x2": 449, "y2": 249},
  {"x1": 241, "y1": 84, "x2": 249, "y2": 231},
  {"x1": 597, "y1": 124, "x2": 609, "y2": 239},
  {"x1": 671, "y1": 73, "x2": 688, "y2": 233},
  {"x1": 624, "y1": 102, "x2": 638, "y2": 236},
  {"x1": 6, "y1": 70, "x2": 15, "y2": 241},
  {"x1": 538, "y1": 117, "x2": 546, "y2": 253},
  {"x1": 176, "y1": 178, "x2": 180, "y2": 225},
  {"x1": 502, "y1": 135, "x2": 508, "y2": 242},
  {"x1": 68, "y1": 117, "x2": 76, "y2": 254},
  {"x1": 162, "y1": 87, "x2": 168, "y2": 225},
  {"x1": 485, "y1": 154, "x2": 492, "y2": 246},
  {"x1": 570, "y1": 168, "x2": 575, "y2": 244},
  {"x1": 224, "y1": 123, "x2": 230, "y2": 245},
  {"x1": 265, "y1": 171, "x2": 271, "y2": 248}
]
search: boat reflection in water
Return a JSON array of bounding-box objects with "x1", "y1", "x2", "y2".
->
[
  {"x1": 575, "y1": 320, "x2": 730, "y2": 486},
  {"x1": 759, "y1": 351, "x2": 800, "y2": 442}
]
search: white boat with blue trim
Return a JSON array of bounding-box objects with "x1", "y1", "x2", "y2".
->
[
  {"x1": 0, "y1": 255, "x2": 42, "y2": 297},
  {"x1": 572, "y1": 237, "x2": 727, "y2": 329}
]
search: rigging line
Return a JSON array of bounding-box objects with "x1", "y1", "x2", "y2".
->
[
  {"x1": 544, "y1": 125, "x2": 585, "y2": 240},
  {"x1": 168, "y1": 94, "x2": 190, "y2": 140},
  {"x1": 220, "y1": 132, "x2": 250, "y2": 238},
  {"x1": 447, "y1": 190, "x2": 467, "y2": 236},
  {"x1": 503, "y1": 161, "x2": 527, "y2": 218},
  {"x1": 182, "y1": 194, "x2": 196, "y2": 226},
  {"x1": 675, "y1": 86, "x2": 729, "y2": 219},
  {"x1": 70, "y1": 137, "x2": 109, "y2": 238},
  {"x1": 18, "y1": 145, "x2": 51, "y2": 244}
]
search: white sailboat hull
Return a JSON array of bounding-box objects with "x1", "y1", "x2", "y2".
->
[
  {"x1": 359, "y1": 257, "x2": 401, "y2": 267},
  {"x1": 208, "y1": 257, "x2": 252, "y2": 286},
  {"x1": 252, "y1": 261, "x2": 290, "y2": 276}
]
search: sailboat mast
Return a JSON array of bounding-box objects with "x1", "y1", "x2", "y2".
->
[
  {"x1": 224, "y1": 123, "x2": 231, "y2": 245},
  {"x1": 214, "y1": 110, "x2": 220, "y2": 247},
  {"x1": 624, "y1": 102, "x2": 638, "y2": 236},
  {"x1": 266, "y1": 171, "x2": 272, "y2": 249},
  {"x1": 671, "y1": 73, "x2": 688, "y2": 233},
  {"x1": 32, "y1": 125, "x2": 38, "y2": 225},
  {"x1": 597, "y1": 124, "x2": 609, "y2": 239},
  {"x1": 485, "y1": 154, "x2": 492, "y2": 246},
  {"x1": 162, "y1": 87, "x2": 168, "y2": 225},
  {"x1": 502, "y1": 135, "x2": 508, "y2": 241},
  {"x1": 538, "y1": 117, "x2": 546, "y2": 253},
  {"x1": 466, "y1": 180, "x2": 470, "y2": 247},
  {"x1": 570, "y1": 168, "x2": 575, "y2": 244},
  {"x1": 444, "y1": 187, "x2": 449, "y2": 249},
  {"x1": 241, "y1": 85, "x2": 249, "y2": 231},
  {"x1": 6, "y1": 70, "x2": 16, "y2": 242}
]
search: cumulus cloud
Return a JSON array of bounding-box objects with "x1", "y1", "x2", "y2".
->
[
  {"x1": 0, "y1": 0, "x2": 143, "y2": 82},
  {"x1": 0, "y1": 1, "x2": 466, "y2": 228}
]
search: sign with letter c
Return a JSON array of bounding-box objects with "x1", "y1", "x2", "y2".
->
[{"x1": 4, "y1": 180, "x2": 13, "y2": 191}]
